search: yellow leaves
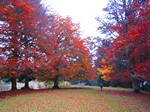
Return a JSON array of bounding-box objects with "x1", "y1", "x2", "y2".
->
[
  {"x1": 102, "y1": 75, "x2": 110, "y2": 81},
  {"x1": 97, "y1": 65, "x2": 113, "y2": 81},
  {"x1": 97, "y1": 65, "x2": 113, "y2": 75}
]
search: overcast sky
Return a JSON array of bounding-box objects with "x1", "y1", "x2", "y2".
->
[{"x1": 43, "y1": 0, "x2": 108, "y2": 38}]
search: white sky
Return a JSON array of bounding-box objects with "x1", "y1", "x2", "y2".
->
[{"x1": 43, "y1": 0, "x2": 108, "y2": 38}]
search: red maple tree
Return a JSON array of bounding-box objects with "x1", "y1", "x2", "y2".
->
[
  {"x1": 109, "y1": 1, "x2": 150, "y2": 80},
  {"x1": 33, "y1": 16, "x2": 96, "y2": 88},
  {"x1": 97, "y1": 0, "x2": 149, "y2": 90},
  {"x1": 0, "y1": 0, "x2": 50, "y2": 90}
]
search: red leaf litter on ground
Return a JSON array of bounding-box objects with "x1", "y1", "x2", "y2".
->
[
  {"x1": 102, "y1": 89, "x2": 150, "y2": 105},
  {"x1": 0, "y1": 88, "x2": 90, "y2": 99},
  {"x1": 0, "y1": 89, "x2": 45, "y2": 99}
]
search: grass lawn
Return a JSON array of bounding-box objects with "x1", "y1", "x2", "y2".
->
[{"x1": 0, "y1": 87, "x2": 150, "y2": 112}]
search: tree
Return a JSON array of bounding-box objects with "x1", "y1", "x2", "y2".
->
[
  {"x1": 0, "y1": 0, "x2": 51, "y2": 90},
  {"x1": 85, "y1": 37, "x2": 112, "y2": 81},
  {"x1": 97, "y1": 0, "x2": 149, "y2": 91},
  {"x1": 97, "y1": 64, "x2": 113, "y2": 81},
  {"x1": 34, "y1": 16, "x2": 96, "y2": 88},
  {"x1": 0, "y1": 0, "x2": 34, "y2": 90}
]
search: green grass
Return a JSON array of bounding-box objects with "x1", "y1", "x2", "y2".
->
[{"x1": 0, "y1": 87, "x2": 150, "y2": 112}]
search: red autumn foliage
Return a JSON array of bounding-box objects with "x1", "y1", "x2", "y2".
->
[
  {"x1": 0, "y1": 0, "x2": 52, "y2": 89},
  {"x1": 98, "y1": 0, "x2": 150, "y2": 82},
  {"x1": 0, "y1": 0, "x2": 47, "y2": 75},
  {"x1": 33, "y1": 16, "x2": 96, "y2": 87}
]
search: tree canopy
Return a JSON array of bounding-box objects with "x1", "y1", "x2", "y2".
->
[
  {"x1": 0, "y1": 0, "x2": 96, "y2": 89},
  {"x1": 91, "y1": 0, "x2": 150, "y2": 90}
]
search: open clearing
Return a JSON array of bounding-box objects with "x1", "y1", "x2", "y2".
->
[{"x1": 0, "y1": 87, "x2": 150, "y2": 112}]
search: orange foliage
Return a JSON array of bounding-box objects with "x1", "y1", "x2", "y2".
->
[{"x1": 34, "y1": 16, "x2": 96, "y2": 81}]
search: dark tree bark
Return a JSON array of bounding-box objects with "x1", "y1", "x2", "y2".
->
[
  {"x1": 132, "y1": 76, "x2": 143, "y2": 92},
  {"x1": 10, "y1": 77, "x2": 17, "y2": 90},
  {"x1": 53, "y1": 76, "x2": 59, "y2": 89},
  {"x1": 21, "y1": 75, "x2": 30, "y2": 89}
]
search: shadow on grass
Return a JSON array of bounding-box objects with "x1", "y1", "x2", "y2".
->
[
  {"x1": 0, "y1": 87, "x2": 91, "y2": 99},
  {"x1": 103, "y1": 89, "x2": 150, "y2": 97},
  {"x1": 101, "y1": 89, "x2": 150, "y2": 105}
]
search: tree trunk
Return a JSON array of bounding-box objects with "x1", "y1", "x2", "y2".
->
[
  {"x1": 23, "y1": 75, "x2": 30, "y2": 89},
  {"x1": 11, "y1": 77, "x2": 17, "y2": 90},
  {"x1": 132, "y1": 76, "x2": 142, "y2": 92},
  {"x1": 53, "y1": 76, "x2": 59, "y2": 89}
]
